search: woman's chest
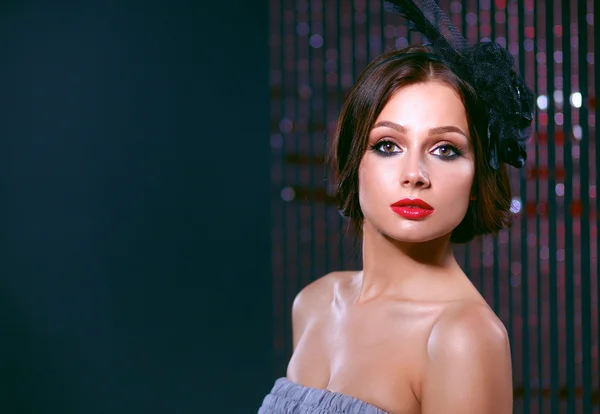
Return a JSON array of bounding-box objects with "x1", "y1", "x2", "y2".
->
[{"x1": 287, "y1": 309, "x2": 436, "y2": 413}]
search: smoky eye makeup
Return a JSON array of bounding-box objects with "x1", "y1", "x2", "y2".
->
[
  {"x1": 431, "y1": 133, "x2": 470, "y2": 152},
  {"x1": 430, "y1": 143, "x2": 464, "y2": 160},
  {"x1": 368, "y1": 139, "x2": 401, "y2": 157},
  {"x1": 368, "y1": 136, "x2": 470, "y2": 160},
  {"x1": 431, "y1": 136, "x2": 473, "y2": 158}
]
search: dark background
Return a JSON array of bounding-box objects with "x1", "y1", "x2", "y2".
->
[{"x1": 0, "y1": 1, "x2": 271, "y2": 413}]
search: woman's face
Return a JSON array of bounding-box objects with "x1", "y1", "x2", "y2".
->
[{"x1": 358, "y1": 81, "x2": 475, "y2": 243}]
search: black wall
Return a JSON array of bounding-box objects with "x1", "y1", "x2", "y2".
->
[{"x1": 0, "y1": 1, "x2": 271, "y2": 413}]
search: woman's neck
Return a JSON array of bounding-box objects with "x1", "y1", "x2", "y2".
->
[{"x1": 355, "y1": 220, "x2": 463, "y2": 303}]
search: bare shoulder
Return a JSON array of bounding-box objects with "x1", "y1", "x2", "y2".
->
[
  {"x1": 292, "y1": 271, "x2": 353, "y2": 319},
  {"x1": 291, "y1": 271, "x2": 355, "y2": 347},
  {"x1": 429, "y1": 300, "x2": 509, "y2": 352},
  {"x1": 420, "y1": 301, "x2": 513, "y2": 414}
]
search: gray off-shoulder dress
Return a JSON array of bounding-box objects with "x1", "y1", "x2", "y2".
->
[{"x1": 258, "y1": 377, "x2": 390, "y2": 414}]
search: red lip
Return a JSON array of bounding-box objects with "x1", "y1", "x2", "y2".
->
[
  {"x1": 391, "y1": 198, "x2": 433, "y2": 209},
  {"x1": 390, "y1": 198, "x2": 434, "y2": 219}
]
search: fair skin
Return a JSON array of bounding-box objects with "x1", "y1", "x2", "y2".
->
[{"x1": 286, "y1": 81, "x2": 513, "y2": 414}]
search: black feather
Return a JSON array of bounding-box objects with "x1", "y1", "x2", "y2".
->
[{"x1": 382, "y1": 0, "x2": 534, "y2": 170}]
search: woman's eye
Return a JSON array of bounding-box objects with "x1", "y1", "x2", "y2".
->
[
  {"x1": 374, "y1": 141, "x2": 400, "y2": 154},
  {"x1": 432, "y1": 144, "x2": 459, "y2": 158}
]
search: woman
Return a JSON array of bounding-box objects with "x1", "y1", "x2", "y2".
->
[{"x1": 259, "y1": 2, "x2": 533, "y2": 413}]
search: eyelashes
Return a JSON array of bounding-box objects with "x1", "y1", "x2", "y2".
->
[
  {"x1": 368, "y1": 139, "x2": 465, "y2": 161},
  {"x1": 430, "y1": 144, "x2": 464, "y2": 160},
  {"x1": 369, "y1": 140, "x2": 400, "y2": 156}
]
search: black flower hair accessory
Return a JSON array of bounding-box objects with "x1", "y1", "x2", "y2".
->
[{"x1": 384, "y1": 0, "x2": 534, "y2": 169}]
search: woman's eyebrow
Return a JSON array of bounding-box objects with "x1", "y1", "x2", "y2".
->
[
  {"x1": 372, "y1": 120, "x2": 406, "y2": 132},
  {"x1": 428, "y1": 125, "x2": 469, "y2": 139},
  {"x1": 372, "y1": 121, "x2": 468, "y2": 139}
]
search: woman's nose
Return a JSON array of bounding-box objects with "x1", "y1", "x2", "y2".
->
[{"x1": 400, "y1": 152, "x2": 430, "y2": 188}]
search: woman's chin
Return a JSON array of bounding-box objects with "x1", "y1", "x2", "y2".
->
[{"x1": 380, "y1": 227, "x2": 453, "y2": 244}]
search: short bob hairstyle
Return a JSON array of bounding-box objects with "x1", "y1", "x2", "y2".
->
[{"x1": 330, "y1": 45, "x2": 512, "y2": 244}]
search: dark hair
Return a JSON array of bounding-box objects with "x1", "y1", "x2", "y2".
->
[{"x1": 330, "y1": 46, "x2": 512, "y2": 244}]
